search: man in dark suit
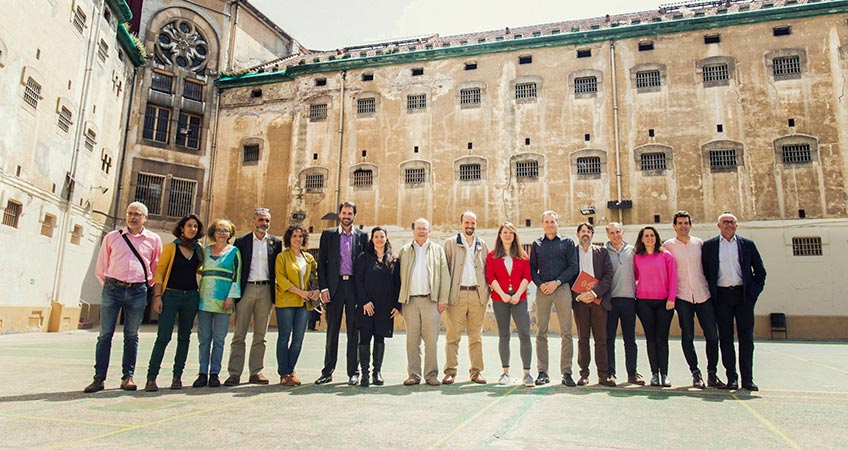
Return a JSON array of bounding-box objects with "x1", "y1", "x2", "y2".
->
[
  {"x1": 572, "y1": 222, "x2": 616, "y2": 387},
  {"x1": 702, "y1": 212, "x2": 766, "y2": 391},
  {"x1": 315, "y1": 201, "x2": 369, "y2": 385},
  {"x1": 224, "y1": 208, "x2": 283, "y2": 386}
]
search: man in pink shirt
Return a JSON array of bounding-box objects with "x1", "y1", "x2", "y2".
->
[
  {"x1": 663, "y1": 211, "x2": 724, "y2": 389},
  {"x1": 85, "y1": 202, "x2": 162, "y2": 393}
]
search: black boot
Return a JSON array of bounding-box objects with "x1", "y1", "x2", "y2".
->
[
  {"x1": 372, "y1": 341, "x2": 385, "y2": 385},
  {"x1": 358, "y1": 344, "x2": 371, "y2": 387}
]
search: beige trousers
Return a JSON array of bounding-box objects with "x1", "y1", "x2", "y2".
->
[
  {"x1": 404, "y1": 296, "x2": 441, "y2": 381},
  {"x1": 227, "y1": 284, "x2": 274, "y2": 378},
  {"x1": 535, "y1": 285, "x2": 574, "y2": 375},
  {"x1": 443, "y1": 289, "x2": 486, "y2": 376}
]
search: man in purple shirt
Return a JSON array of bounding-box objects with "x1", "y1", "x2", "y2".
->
[
  {"x1": 85, "y1": 202, "x2": 162, "y2": 393},
  {"x1": 315, "y1": 201, "x2": 369, "y2": 385}
]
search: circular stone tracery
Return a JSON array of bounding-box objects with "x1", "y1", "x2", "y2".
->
[{"x1": 155, "y1": 19, "x2": 208, "y2": 73}]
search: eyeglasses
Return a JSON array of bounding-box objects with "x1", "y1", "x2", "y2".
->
[
  {"x1": 126, "y1": 212, "x2": 145, "y2": 217},
  {"x1": 214, "y1": 229, "x2": 231, "y2": 234},
  {"x1": 721, "y1": 220, "x2": 737, "y2": 225}
]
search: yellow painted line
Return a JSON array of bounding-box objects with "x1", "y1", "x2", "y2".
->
[
  {"x1": 0, "y1": 413, "x2": 131, "y2": 428},
  {"x1": 41, "y1": 385, "x2": 311, "y2": 450},
  {"x1": 774, "y1": 352, "x2": 848, "y2": 375},
  {"x1": 425, "y1": 384, "x2": 522, "y2": 450},
  {"x1": 732, "y1": 394, "x2": 803, "y2": 450}
]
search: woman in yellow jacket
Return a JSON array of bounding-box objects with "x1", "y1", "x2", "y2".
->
[{"x1": 275, "y1": 224, "x2": 320, "y2": 386}]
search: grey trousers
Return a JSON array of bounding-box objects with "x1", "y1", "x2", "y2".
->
[
  {"x1": 535, "y1": 285, "x2": 574, "y2": 375},
  {"x1": 493, "y1": 300, "x2": 532, "y2": 371}
]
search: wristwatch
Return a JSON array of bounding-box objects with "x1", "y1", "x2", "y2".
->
[{"x1": 555, "y1": 280, "x2": 562, "y2": 286}]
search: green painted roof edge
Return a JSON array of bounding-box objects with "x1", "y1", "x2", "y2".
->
[
  {"x1": 117, "y1": 23, "x2": 146, "y2": 67},
  {"x1": 217, "y1": 0, "x2": 848, "y2": 89},
  {"x1": 106, "y1": 0, "x2": 133, "y2": 24}
]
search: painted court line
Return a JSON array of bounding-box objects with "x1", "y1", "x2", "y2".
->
[
  {"x1": 731, "y1": 393, "x2": 803, "y2": 450},
  {"x1": 771, "y1": 351, "x2": 848, "y2": 376},
  {"x1": 0, "y1": 413, "x2": 131, "y2": 428},
  {"x1": 425, "y1": 384, "x2": 522, "y2": 450}
]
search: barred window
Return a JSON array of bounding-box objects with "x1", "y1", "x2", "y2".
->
[
  {"x1": 243, "y1": 144, "x2": 260, "y2": 162},
  {"x1": 182, "y1": 80, "x2": 203, "y2": 101},
  {"x1": 305, "y1": 174, "x2": 325, "y2": 190},
  {"x1": 515, "y1": 82, "x2": 537, "y2": 100},
  {"x1": 151, "y1": 72, "x2": 173, "y2": 94},
  {"x1": 57, "y1": 107, "x2": 73, "y2": 132},
  {"x1": 459, "y1": 163, "x2": 482, "y2": 181},
  {"x1": 703, "y1": 64, "x2": 729, "y2": 83},
  {"x1": 143, "y1": 105, "x2": 170, "y2": 143},
  {"x1": 2, "y1": 200, "x2": 22, "y2": 228},
  {"x1": 405, "y1": 168, "x2": 426, "y2": 185},
  {"x1": 167, "y1": 177, "x2": 196, "y2": 217},
  {"x1": 407, "y1": 94, "x2": 426, "y2": 111},
  {"x1": 310, "y1": 103, "x2": 328, "y2": 121},
  {"x1": 357, "y1": 98, "x2": 376, "y2": 114},
  {"x1": 773, "y1": 56, "x2": 801, "y2": 77},
  {"x1": 72, "y1": 6, "x2": 86, "y2": 33},
  {"x1": 640, "y1": 152, "x2": 667, "y2": 171},
  {"x1": 175, "y1": 112, "x2": 201, "y2": 149},
  {"x1": 24, "y1": 77, "x2": 41, "y2": 108},
  {"x1": 70, "y1": 225, "x2": 83, "y2": 245},
  {"x1": 84, "y1": 129, "x2": 97, "y2": 151},
  {"x1": 133, "y1": 173, "x2": 165, "y2": 215},
  {"x1": 792, "y1": 236, "x2": 822, "y2": 256},
  {"x1": 781, "y1": 144, "x2": 812, "y2": 164},
  {"x1": 709, "y1": 149, "x2": 738, "y2": 169},
  {"x1": 97, "y1": 39, "x2": 108, "y2": 62},
  {"x1": 460, "y1": 88, "x2": 481, "y2": 106},
  {"x1": 574, "y1": 76, "x2": 598, "y2": 94},
  {"x1": 41, "y1": 213, "x2": 56, "y2": 237},
  {"x1": 516, "y1": 160, "x2": 539, "y2": 179},
  {"x1": 636, "y1": 70, "x2": 661, "y2": 89},
  {"x1": 576, "y1": 156, "x2": 601, "y2": 175},
  {"x1": 353, "y1": 169, "x2": 373, "y2": 187}
]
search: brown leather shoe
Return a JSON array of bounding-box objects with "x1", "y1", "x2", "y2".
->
[
  {"x1": 442, "y1": 374, "x2": 455, "y2": 385},
  {"x1": 170, "y1": 378, "x2": 183, "y2": 390},
  {"x1": 470, "y1": 373, "x2": 487, "y2": 384},
  {"x1": 223, "y1": 376, "x2": 240, "y2": 386},
  {"x1": 249, "y1": 373, "x2": 269, "y2": 385},
  {"x1": 280, "y1": 375, "x2": 296, "y2": 386},
  {"x1": 403, "y1": 375, "x2": 421, "y2": 386},
  {"x1": 84, "y1": 378, "x2": 104, "y2": 393},
  {"x1": 120, "y1": 377, "x2": 138, "y2": 391},
  {"x1": 144, "y1": 379, "x2": 158, "y2": 392},
  {"x1": 425, "y1": 377, "x2": 441, "y2": 386},
  {"x1": 289, "y1": 372, "x2": 302, "y2": 386}
]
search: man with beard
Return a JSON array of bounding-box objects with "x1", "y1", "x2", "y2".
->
[
  {"x1": 442, "y1": 211, "x2": 490, "y2": 384},
  {"x1": 315, "y1": 201, "x2": 369, "y2": 385},
  {"x1": 224, "y1": 208, "x2": 283, "y2": 386}
]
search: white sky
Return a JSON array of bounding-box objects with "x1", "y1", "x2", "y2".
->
[{"x1": 249, "y1": 0, "x2": 666, "y2": 50}]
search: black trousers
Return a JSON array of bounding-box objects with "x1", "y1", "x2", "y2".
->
[
  {"x1": 321, "y1": 279, "x2": 358, "y2": 377},
  {"x1": 635, "y1": 299, "x2": 675, "y2": 375},
  {"x1": 715, "y1": 286, "x2": 755, "y2": 384}
]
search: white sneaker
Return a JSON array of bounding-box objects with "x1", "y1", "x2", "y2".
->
[
  {"x1": 498, "y1": 373, "x2": 510, "y2": 385},
  {"x1": 523, "y1": 374, "x2": 535, "y2": 387}
]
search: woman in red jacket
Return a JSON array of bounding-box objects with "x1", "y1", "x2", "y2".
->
[{"x1": 486, "y1": 222, "x2": 534, "y2": 387}]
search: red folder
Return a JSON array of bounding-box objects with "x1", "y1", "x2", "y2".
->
[{"x1": 572, "y1": 271, "x2": 601, "y2": 305}]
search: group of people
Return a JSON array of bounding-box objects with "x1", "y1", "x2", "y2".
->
[{"x1": 84, "y1": 201, "x2": 766, "y2": 394}]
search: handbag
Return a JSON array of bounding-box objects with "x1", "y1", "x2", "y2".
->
[
  {"x1": 305, "y1": 266, "x2": 323, "y2": 313},
  {"x1": 120, "y1": 230, "x2": 154, "y2": 304}
]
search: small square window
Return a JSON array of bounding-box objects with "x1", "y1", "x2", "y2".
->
[
  {"x1": 309, "y1": 103, "x2": 328, "y2": 121},
  {"x1": 638, "y1": 42, "x2": 654, "y2": 51},
  {"x1": 516, "y1": 160, "x2": 539, "y2": 179},
  {"x1": 459, "y1": 163, "x2": 482, "y2": 181},
  {"x1": 405, "y1": 168, "x2": 426, "y2": 185},
  {"x1": 577, "y1": 49, "x2": 591, "y2": 58},
  {"x1": 532, "y1": 31, "x2": 541, "y2": 37},
  {"x1": 411, "y1": 68, "x2": 424, "y2": 76},
  {"x1": 315, "y1": 78, "x2": 327, "y2": 86},
  {"x1": 576, "y1": 156, "x2": 601, "y2": 175},
  {"x1": 2, "y1": 200, "x2": 22, "y2": 228},
  {"x1": 250, "y1": 89, "x2": 263, "y2": 98},
  {"x1": 792, "y1": 237, "x2": 822, "y2": 256},
  {"x1": 551, "y1": 29, "x2": 561, "y2": 35},
  {"x1": 773, "y1": 26, "x2": 791, "y2": 36},
  {"x1": 640, "y1": 152, "x2": 667, "y2": 171},
  {"x1": 460, "y1": 88, "x2": 481, "y2": 107},
  {"x1": 515, "y1": 82, "x2": 537, "y2": 100},
  {"x1": 709, "y1": 149, "x2": 738, "y2": 169},
  {"x1": 353, "y1": 169, "x2": 373, "y2": 187},
  {"x1": 513, "y1": 34, "x2": 523, "y2": 39},
  {"x1": 407, "y1": 94, "x2": 426, "y2": 111},
  {"x1": 519, "y1": 55, "x2": 532, "y2": 64},
  {"x1": 243, "y1": 144, "x2": 260, "y2": 163},
  {"x1": 574, "y1": 76, "x2": 598, "y2": 94},
  {"x1": 362, "y1": 73, "x2": 374, "y2": 82},
  {"x1": 357, "y1": 98, "x2": 376, "y2": 114},
  {"x1": 704, "y1": 34, "x2": 721, "y2": 44},
  {"x1": 464, "y1": 62, "x2": 477, "y2": 70},
  {"x1": 305, "y1": 174, "x2": 325, "y2": 190}
]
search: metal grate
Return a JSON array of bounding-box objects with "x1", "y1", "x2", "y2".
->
[
  {"x1": 576, "y1": 156, "x2": 601, "y2": 174},
  {"x1": 24, "y1": 78, "x2": 41, "y2": 108},
  {"x1": 703, "y1": 64, "x2": 729, "y2": 82},
  {"x1": 305, "y1": 174, "x2": 325, "y2": 190},
  {"x1": 353, "y1": 169, "x2": 373, "y2": 187},
  {"x1": 133, "y1": 173, "x2": 165, "y2": 215},
  {"x1": 72, "y1": 6, "x2": 86, "y2": 33},
  {"x1": 459, "y1": 163, "x2": 482, "y2": 181},
  {"x1": 781, "y1": 144, "x2": 811, "y2": 163},
  {"x1": 143, "y1": 105, "x2": 170, "y2": 143},
  {"x1": 792, "y1": 236, "x2": 822, "y2": 256},
  {"x1": 636, "y1": 70, "x2": 661, "y2": 88},
  {"x1": 243, "y1": 144, "x2": 260, "y2": 162},
  {"x1": 709, "y1": 149, "x2": 738, "y2": 169},
  {"x1": 97, "y1": 40, "x2": 109, "y2": 62},
  {"x1": 57, "y1": 107, "x2": 73, "y2": 132},
  {"x1": 182, "y1": 80, "x2": 203, "y2": 101},
  {"x1": 460, "y1": 88, "x2": 481, "y2": 106},
  {"x1": 309, "y1": 103, "x2": 327, "y2": 120},
  {"x1": 175, "y1": 112, "x2": 201, "y2": 149},
  {"x1": 2, "y1": 201, "x2": 22, "y2": 228},
  {"x1": 407, "y1": 94, "x2": 426, "y2": 111},
  {"x1": 773, "y1": 56, "x2": 801, "y2": 77},
  {"x1": 84, "y1": 129, "x2": 97, "y2": 151},
  {"x1": 516, "y1": 160, "x2": 539, "y2": 179},
  {"x1": 357, "y1": 98, "x2": 376, "y2": 114},
  {"x1": 640, "y1": 152, "x2": 667, "y2": 171},
  {"x1": 151, "y1": 72, "x2": 173, "y2": 94},
  {"x1": 405, "y1": 168, "x2": 426, "y2": 185},
  {"x1": 574, "y1": 76, "x2": 598, "y2": 94},
  {"x1": 167, "y1": 177, "x2": 196, "y2": 217},
  {"x1": 515, "y1": 82, "x2": 537, "y2": 99}
]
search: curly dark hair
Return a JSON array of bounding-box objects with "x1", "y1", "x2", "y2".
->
[
  {"x1": 172, "y1": 214, "x2": 205, "y2": 240},
  {"x1": 284, "y1": 224, "x2": 309, "y2": 248},
  {"x1": 634, "y1": 226, "x2": 662, "y2": 255}
]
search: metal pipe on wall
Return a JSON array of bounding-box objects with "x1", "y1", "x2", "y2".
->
[{"x1": 610, "y1": 40, "x2": 624, "y2": 224}]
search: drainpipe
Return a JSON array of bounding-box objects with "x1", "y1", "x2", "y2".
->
[
  {"x1": 610, "y1": 41, "x2": 623, "y2": 224},
  {"x1": 204, "y1": 88, "x2": 223, "y2": 239},
  {"x1": 111, "y1": 67, "x2": 138, "y2": 229},
  {"x1": 333, "y1": 70, "x2": 347, "y2": 210},
  {"x1": 51, "y1": 0, "x2": 105, "y2": 305}
]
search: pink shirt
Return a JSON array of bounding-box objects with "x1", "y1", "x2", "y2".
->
[
  {"x1": 633, "y1": 251, "x2": 678, "y2": 303},
  {"x1": 95, "y1": 227, "x2": 162, "y2": 285},
  {"x1": 663, "y1": 237, "x2": 711, "y2": 304}
]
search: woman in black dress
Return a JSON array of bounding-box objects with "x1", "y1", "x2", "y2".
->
[{"x1": 354, "y1": 226, "x2": 401, "y2": 387}]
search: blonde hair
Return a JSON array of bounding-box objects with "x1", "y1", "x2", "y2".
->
[
  {"x1": 207, "y1": 219, "x2": 236, "y2": 243},
  {"x1": 493, "y1": 222, "x2": 527, "y2": 259}
]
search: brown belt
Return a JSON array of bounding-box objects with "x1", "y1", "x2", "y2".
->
[
  {"x1": 247, "y1": 280, "x2": 270, "y2": 285},
  {"x1": 459, "y1": 286, "x2": 477, "y2": 291}
]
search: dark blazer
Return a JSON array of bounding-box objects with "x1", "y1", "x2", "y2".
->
[
  {"x1": 317, "y1": 226, "x2": 369, "y2": 298},
  {"x1": 233, "y1": 232, "x2": 283, "y2": 303},
  {"x1": 572, "y1": 245, "x2": 614, "y2": 311},
  {"x1": 702, "y1": 234, "x2": 766, "y2": 304}
]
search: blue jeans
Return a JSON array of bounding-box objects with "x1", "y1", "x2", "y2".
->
[
  {"x1": 94, "y1": 279, "x2": 148, "y2": 380},
  {"x1": 197, "y1": 310, "x2": 230, "y2": 375},
  {"x1": 606, "y1": 297, "x2": 638, "y2": 378},
  {"x1": 276, "y1": 305, "x2": 309, "y2": 376},
  {"x1": 675, "y1": 298, "x2": 719, "y2": 375},
  {"x1": 146, "y1": 289, "x2": 199, "y2": 380}
]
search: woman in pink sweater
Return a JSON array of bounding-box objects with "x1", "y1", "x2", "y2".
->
[{"x1": 633, "y1": 226, "x2": 678, "y2": 387}]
